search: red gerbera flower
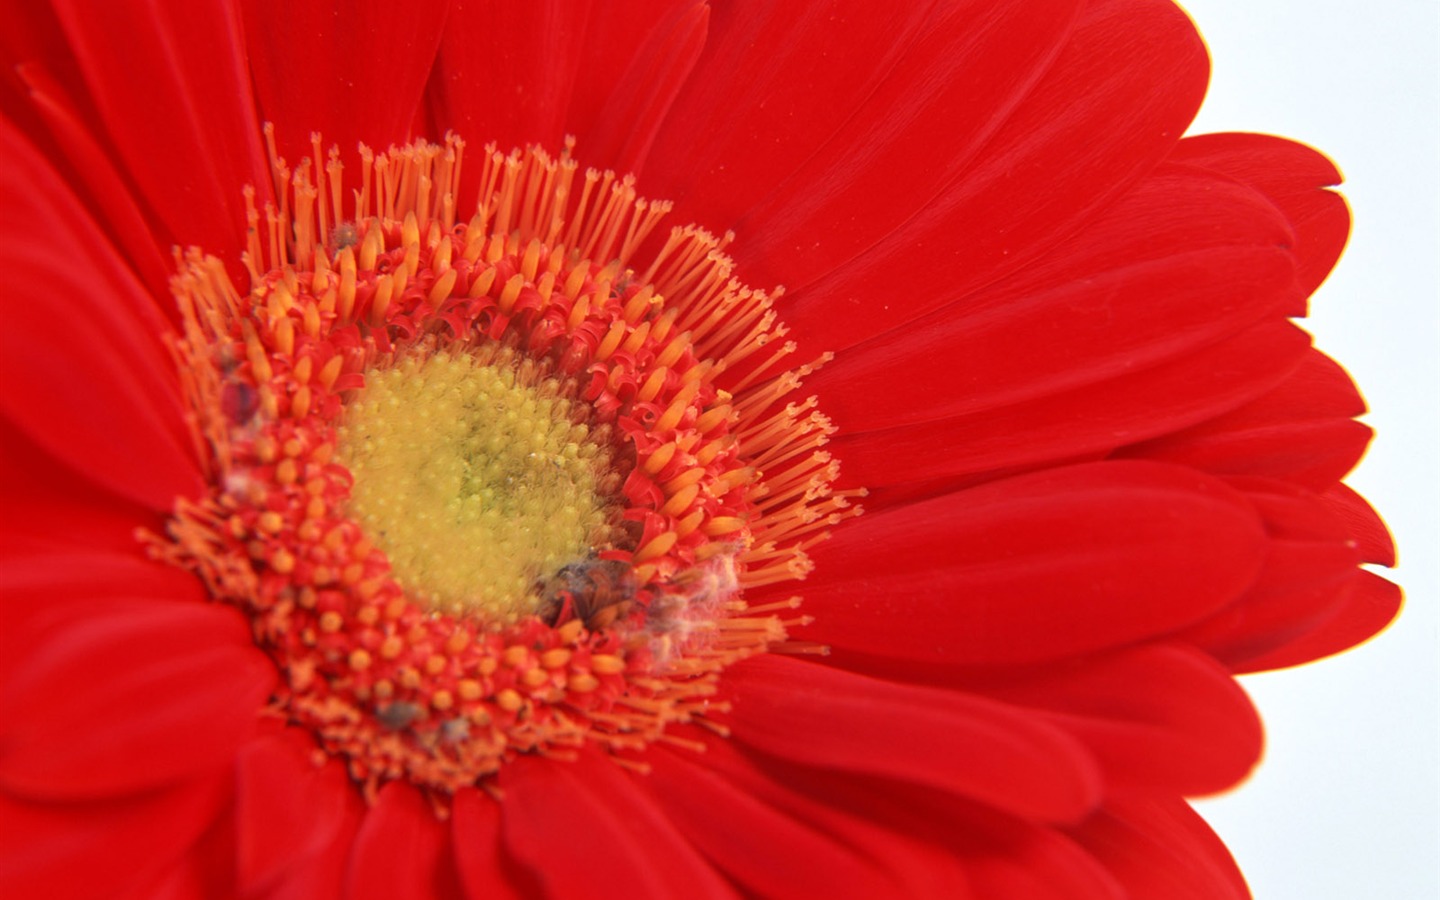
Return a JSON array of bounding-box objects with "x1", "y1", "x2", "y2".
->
[{"x1": 0, "y1": 1, "x2": 1400, "y2": 898}]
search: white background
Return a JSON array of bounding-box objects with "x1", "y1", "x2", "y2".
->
[{"x1": 1177, "y1": 1, "x2": 1440, "y2": 898}]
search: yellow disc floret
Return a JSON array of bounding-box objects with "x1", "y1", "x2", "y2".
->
[{"x1": 339, "y1": 349, "x2": 612, "y2": 621}]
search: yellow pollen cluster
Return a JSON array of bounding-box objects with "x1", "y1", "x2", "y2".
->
[{"x1": 338, "y1": 350, "x2": 613, "y2": 621}]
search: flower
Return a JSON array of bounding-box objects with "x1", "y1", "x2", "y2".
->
[{"x1": 0, "y1": 1, "x2": 1400, "y2": 898}]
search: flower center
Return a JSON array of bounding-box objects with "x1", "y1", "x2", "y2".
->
[
  {"x1": 147, "y1": 131, "x2": 863, "y2": 805},
  {"x1": 338, "y1": 349, "x2": 615, "y2": 621}
]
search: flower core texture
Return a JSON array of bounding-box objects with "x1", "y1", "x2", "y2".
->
[{"x1": 148, "y1": 133, "x2": 861, "y2": 801}]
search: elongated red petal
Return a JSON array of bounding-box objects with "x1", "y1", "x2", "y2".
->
[
  {"x1": 7, "y1": 61, "x2": 173, "y2": 299},
  {"x1": 43, "y1": 0, "x2": 269, "y2": 259},
  {"x1": 500, "y1": 753, "x2": 736, "y2": 899},
  {"x1": 647, "y1": 0, "x2": 1079, "y2": 246},
  {"x1": 1233, "y1": 570, "x2": 1401, "y2": 674},
  {"x1": 242, "y1": 0, "x2": 449, "y2": 168},
  {"x1": 0, "y1": 777, "x2": 230, "y2": 899},
  {"x1": 0, "y1": 118, "x2": 203, "y2": 511},
  {"x1": 576, "y1": 0, "x2": 707, "y2": 175},
  {"x1": 234, "y1": 730, "x2": 352, "y2": 895},
  {"x1": 1321, "y1": 483, "x2": 1396, "y2": 566},
  {"x1": 451, "y1": 789, "x2": 530, "y2": 900},
  {"x1": 0, "y1": 419, "x2": 162, "y2": 559},
  {"x1": 0, "y1": 600, "x2": 273, "y2": 799},
  {"x1": 1173, "y1": 132, "x2": 1349, "y2": 311},
  {"x1": 810, "y1": 164, "x2": 1294, "y2": 432},
  {"x1": 1177, "y1": 477, "x2": 1368, "y2": 668},
  {"x1": 1118, "y1": 349, "x2": 1370, "y2": 490},
  {"x1": 643, "y1": 743, "x2": 913, "y2": 898},
  {"x1": 700, "y1": 749, "x2": 1123, "y2": 900},
  {"x1": 428, "y1": 0, "x2": 600, "y2": 156},
  {"x1": 343, "y1": 782, "x2": 451, "y2": 900},
  {"x1": 836, "y1": 320, "x2": 1312, "y2": 503},
  {"x1": 430, "y1": 0, "x2": 704, "y2": 178},
  {"x1": 0, "y1": 552, "x2": 202, "y2": 686},
  {"x1": 778, "y1": 0, "x2": 1210, "y2": 350},
  {"x1": 257, "y1": 782, "x2": 365, "y2": 900},
  {"x1": 115, "y1": 806, "x2": 236, "y2": 900},
  {"x1": 978, "y1": 644, "x2": 1262, "y2": 796},
  {"x1": 724, "y1": 655, "x2": 1101, "y2": 822},
  {"x1": 1069, "y1": 793, "x2": 1250, "y2": 900},
  {"x1": 802, "y1": 461, "x2": 1266, "y2": 666}
]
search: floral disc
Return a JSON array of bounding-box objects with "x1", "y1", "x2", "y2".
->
[{"x1": 149, "y1": 132, "x2": 862, "y2": 802}]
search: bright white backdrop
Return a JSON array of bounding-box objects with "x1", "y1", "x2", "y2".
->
[{"x1": 1176, "y1": 1, "x2": 1440, "y2": 898}]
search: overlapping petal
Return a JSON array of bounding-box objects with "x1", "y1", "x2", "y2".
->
[
  {"x1": 775, "y1": 0, "x2": 1210, "y2": 351},
  {"x1": 0, "y1": 778, "x2": 231, "y2": 899},
  {"x1": 234, "y1": 730, "x2": 353, "y2": 895},
  {"x1": 724, "y1": 654, "x2": 1101, "y2": 822},
  {"x1": 0, "y1": 118, "x2": 203, "y2": 511},
  {"x1": 1068, "y1": 793, "x2": 1250, "y2": 900},
  {"x1": 242, "y1": 0, "x2": 449, "y2": 170},
  {"x1": 343, "y1": 782, "x2": 458, "y2": 900},
  {"x1": 834, "y1": 320, "x2": 1313, "y2": 501},
  {"x1": 1172, "y1": 132, "x2": 1350, "y2": 313},
  {"x1": 647, "y1": 0, "x2": 1079, "y2": 256},
  {"x1": 0, "y1": 599, "x2": 274, "y2": 799},
  {"x1": 973, "y1": 644, "x2": 1263, "y2": 796},
  {"x1": 809, "y1": 164, "x2": 1296, "y2": 432},
  {"x1": 500, "y1": 753, "x2": 736, "y2": 899},
  {"x1": 1119, "y1": 349, "x2": 1371, "y2": 490},
  {"x1": 24, "y1": 1, "x2": 268, "y2": 259},
  {"x1": 798, "y1": 461, "x2": 1267, "y2": 667},
  {"x1": 644, "y1": 739, "x2": 951, "y2": 898}
]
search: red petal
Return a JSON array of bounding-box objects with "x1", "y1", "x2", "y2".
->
[
  {"x1": 836, "y1": 320, "x2": 1312, "y2": 504},
  {"x1": 235, "y1": 731, "x2": 352, "y2": 895},
  {"x1": 723, "y1": 655, "x2": 1101, "y2": 822},
  {"x1": 0, "y1": 776, "x2": 230, "y2": 899},
  {"x1": 1173, "y1": 132, "x2": 1350, "y2": 311},
  {"x1": 574, "y1": 1, "x2": 708, "y2": 175},
  {"x1": 1233, "y1": 570, "x2": 1401, "y2": 674},
  {"x1": 8, "y1": 62, "x2": 174, "y2": 300},
  {"x1": 647, "y1": 0, "x2": 1078, "y2": 248},
  {"x1": 116, "y1": 805, "x2": 237, "y2": 900},
  {"x1": 801, "y1": 461, "x2": 1266, "y2": 666},
  {"x1": 978, "y1": 644, "x2": 1262, "y2": 796},
  {"x1": 809, "y1": 164, "x2": 1294, "y2": 432},
  {"x1": 682, "y1": 744, "x2": 1122, "y2": 900},
  {"x1": 258, "y1": 780, "x2": 365, "y2": 900},
  {"x1": 1069, "y1": 793, "x2": 1250, "y2": 900},
  {"x1": 242, "y1": 0, "x2": 449, "y2": 169},
  {"x1": 499, "y1": 752, "x2": 736, "y2": 899},
  {"x1": 776, "y1": 0, "x2": 1210, "y2": 350},
  {"x1": 343, "y1": 782, "x2": 451, "y2": 900},
  {"x1": 451, "y1": 789, "x2": 530, "y2": 900},
  {"x1": 1176, "y1": 478, "x2": 1367, "y2": 669},
  {"x1": 949, "y1": 814, "x2": 1125, "y2": 900},
  {"x1": 1117, "y1": 349, "x2": 1371, "y2": 490},
  {"x1": 0, "y1": 418, "x2": 161, "y2": 558},
  {"x1": 430, "y1": 1, "x2": 704, "y2": 177},
  {"x1": 0, "y1": 550, "x2": 202, "y2": 685},
  {"x1": 0, "y1": 118, "x2": 203, "y2": 511},
  {"x1": 45, "y1": 0, "x2": 269, "y2": 259},
  {"x1": 0, "y1": 600, "x2": 274, "y2": 799},
  {"x1": 428, "y1": 0, "x2": 593, "y2": 155},
  {"x1": 643, "y1": 742, "x2": 910, "y2": 898},
  {"x1": 1320, "y1": 483, "x2": 1396, "y2": 566}
]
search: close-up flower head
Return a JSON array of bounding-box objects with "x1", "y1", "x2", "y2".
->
[{"x1": 0, "y1": 1, "x2": 1421, "y2": 898}]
